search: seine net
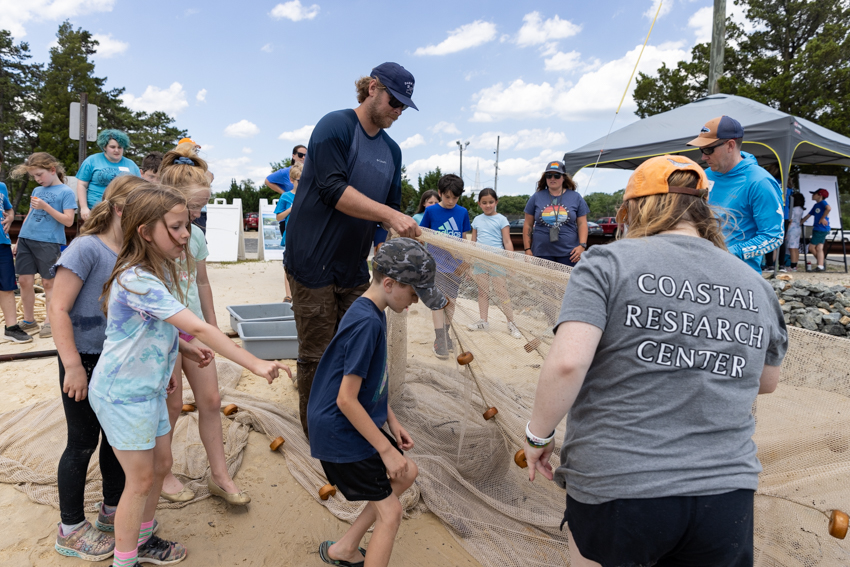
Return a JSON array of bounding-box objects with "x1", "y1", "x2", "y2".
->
[{"x1": 1, "y1": 228, "x2": 849, "y2": 567}]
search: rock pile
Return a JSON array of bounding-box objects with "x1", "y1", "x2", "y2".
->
[{"x1": 770, "y1": 277, "x2": 850, "y2": 337}]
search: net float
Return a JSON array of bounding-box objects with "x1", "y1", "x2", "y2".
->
[
  {"x1": 514, "y1": 449, "x2": 528, "y2": 469},
  {"x1": 270, "y1": 436, "x2": 285, "y2": 451},
  {"x1": 457, "y1": 351, "x2": 474, "y2": 365},
  {"x1": 223, "y1": 404, "x2": 239, "y2": 416},
  {"x1": 182, "y1": 404, "x2": 196, "y2": 413},
  {"x1": 524, "y1": 338, "x2": 541, "y2": 353},
  {"x1": 483, "y1": 407, "x2": 498, "y2": 420},
  {"x1": 319, "y1": 484, "x2": 336, "y2": 500},
  {"x1": 829, "y1": 509, "x2": 849, "y2": 539}
]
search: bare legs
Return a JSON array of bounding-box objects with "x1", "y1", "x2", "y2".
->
[
  {"x1": 0, "y1": 290, "x2": 17, "y2": 327},
  {"x1": 474, "y1": 273, "x2": 515, "y2": 324},
  {"x1": 327, "y1": 457, "x2": 419, "y2": 567}
]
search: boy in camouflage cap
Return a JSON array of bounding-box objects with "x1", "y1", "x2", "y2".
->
[{"x1": 307, "y1": 238, "x2": 445, "y2": 567}]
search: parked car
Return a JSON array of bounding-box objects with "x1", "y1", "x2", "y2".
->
[
  {"x1": 508, "y1": 218, "x2": 525, "y2": 234},
  {"x1": 587, "y1": 221, "x2": 604, "y2": 237},
  {"x1": 595, "y1": 216, "x2": 618, "y2": 236},
  {"x1": 244, "y1": 212, "x2": 259, "y2": 232}
]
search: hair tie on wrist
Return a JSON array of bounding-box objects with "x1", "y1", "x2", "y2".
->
[{"x1": 174, "y1": 157, "x2": 194, "y2": 165}]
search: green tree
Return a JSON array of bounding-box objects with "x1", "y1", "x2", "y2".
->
[
  {"x1": 213, "y1": 178, "x2": 277, "y2": 214},
  {"x1": 269, "y1": 158, "x2": 292, "y2": 172},
  {"x1": 417, "y1": 168, "x2": 442, "y2": 194},
  {"x1": 583, "y1": 190, "x2": 625, "y2": 220},
  {"x1": 0, "y1": 30, "x2": 42, "y2": 209},
  {"x1": 496, "y1": 195, "x2": 529, "y2": 217},
  {"x1": 125, "y1": 111, "x2": 187, "y2": 160},
  {"x1": 400, "y1": 165, "x2": 417, "y2": 214}
]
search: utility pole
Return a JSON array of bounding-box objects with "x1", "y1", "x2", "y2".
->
[
  {"x1": 78, "y1": 92, "x2": 88, "y2": 165},
  {"x1": 456, "y1": 140, "x2": 469, "y2": 179},
  {"x1": 493, "y1": 136, "x2": 500, "y2": 192},
  {"x1": 707, "y1": 0, "x2": 726, "y2": 95}
]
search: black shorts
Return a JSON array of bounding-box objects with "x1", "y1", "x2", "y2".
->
[
  {"x1": 0, "y1": 244, "x2": 16, "y2": 292},
  {"x1": 566, "y1": 489, "x2": 754, "y2": 567},
  {"x1": 15, "y1": 237, "x2": 61, "y2": 278},
  {"x1": 320, "y1": 429, "x2": 402, "y2": 502},
  {"x1": 436, "y1": 271, "x2": 460, "y2": 301}
]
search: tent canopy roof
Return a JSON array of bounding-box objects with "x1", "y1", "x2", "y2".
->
[{"x1": 563, "y1": 94, "x2": 850, "y2": 179}]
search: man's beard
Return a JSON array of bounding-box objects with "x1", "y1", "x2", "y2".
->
[{"x1": 367, "y1": 97, "x2": 397, "y2": 130}]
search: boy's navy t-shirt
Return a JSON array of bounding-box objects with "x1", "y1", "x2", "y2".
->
[
  {"x1": 308, "y1": 296, "x2": 389, "y2": 463},
  {"x1": 284, "y1": 109, "x2": 402, "y2": 289},
  {"x1": 419, "y1": 203, "x2": 471, "y2": 272},
  {"x1": 808, "y1": 200, "x2": 830, "y2": 232}
]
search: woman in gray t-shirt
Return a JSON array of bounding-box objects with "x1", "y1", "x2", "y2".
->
[{"x1": 524, "y1": 155, "x2": 788, "y2": 567}]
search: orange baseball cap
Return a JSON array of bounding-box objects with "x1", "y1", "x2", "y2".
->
[
  {"x1": 686, "y1": 115, "x2": 744, "y2": 147},
  {"x1": 178, "y1": 137, "x2": 200, "y2": 148},
  {"x1": 616, "y1": 155, "x2": 710, "y2": 222}
]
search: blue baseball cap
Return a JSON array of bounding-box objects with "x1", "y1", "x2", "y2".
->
[
  {"x1": 371, "y1": 62, "x2": 418, "y2": 111},
  {"x1": 543, "y1": 160, "x2": 566, "y2": 174},
  {"x1": 687, "y1": 115, "x2": 744, "y2": 147}
]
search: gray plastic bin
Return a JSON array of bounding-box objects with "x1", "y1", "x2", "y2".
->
[
  {"x1": 236, "y1": 321, "x2": 298, "y2": 360},
  {"x1": 227, "y1": 303, "x2": 293, "y2": 332}
]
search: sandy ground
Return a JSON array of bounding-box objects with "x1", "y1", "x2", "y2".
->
[{"x1": 0, "y1": 260, "x2": 479, "y2": 567}]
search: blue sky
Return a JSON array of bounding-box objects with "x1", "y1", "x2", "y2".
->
[{"x1": 5, "y1": 0, "x2": 744, "y2": 196}]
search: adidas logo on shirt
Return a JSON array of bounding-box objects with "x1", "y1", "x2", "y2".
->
[{"x1": 438, "y1": 218, "x2": 461, "y2": 237}]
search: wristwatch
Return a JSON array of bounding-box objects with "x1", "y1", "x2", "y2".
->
[{"x1": 579, "y1": 243, "x2": 587, "y2": 249}]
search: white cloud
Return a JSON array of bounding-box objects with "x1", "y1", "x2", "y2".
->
[
  {"x1": 470, "y1": 43, "x2": 688, "y2": 122},
  {"x1": 544, "y1": 50, "x2": 582, "y2": 72},
  {"x1": 516, "y1": 12, "x2": 581, "y2": 47},
  {"x1": 224, "y1": 120, "x2": 260, "y2": 138},
  {"x1": 122, "y1": 82, "x2": 188, "y2": 116},
  {"x1": 196, "y1": 88, "x2": 207, "y2": 102},
  {"x1": 430, "y1": 121, "x2": 461, "y2": 135},
  {"x1": 261, "y1": 43, "x2": 273, "y2": 53},
  {"x1": 242, "y1": 147, "x2": 253, "y2": 154},
  {"x1": 643, "y1": 0, "x2": 673, "y2": 20},
  {"x1": 0, "y1": 0, "x2": 116, "y2": 38},
  {"x1": 278, "y1": 124, "x2": 315, "y2": 142},
  {"x1": 91, "y1": 33, "x2": 127, "y2": 58},
  {"x1": 460, "y1": 129, "x2": 568, "y2": 152},
  {"x1": 269, "y1": 1, "x2": 319, "y2": 21},
  {"x1": 414, "y1": 20, "x2": 497, "y2": 56},
  {"x1": 404, "y1": 149, "x2": 558, "y2": 191},
  {"x1": 689, "y1": 6, "x2": 713, "y2": 43},
  {"x1": 399, "y1": 134, "x2": 426, "y2": 150}
]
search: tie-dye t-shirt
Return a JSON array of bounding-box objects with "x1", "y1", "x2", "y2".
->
[{"x1": 89, "y1": 267, "x2": 186, "y2": 404}]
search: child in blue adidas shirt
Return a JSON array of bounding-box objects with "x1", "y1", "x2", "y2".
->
[
  {"x1": 802, "y1": 188, "x2": 831, "y2": 272},
  {"x1": 308, "y1": 238, "x2": 446, "y2": 567},
  {"x1": 418, "y1": 174, "x2": 471, "y2": 358}
]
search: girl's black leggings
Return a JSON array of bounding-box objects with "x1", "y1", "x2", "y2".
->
[{"x1": 57, "y1": 353, "x2": 125, "y2": 525}]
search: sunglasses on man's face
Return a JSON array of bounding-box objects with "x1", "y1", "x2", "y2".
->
[
  {"x1": 699, "y1": 141, "x2": 728, "y2": 156},
  {"x1": 379, "y1": 87, "x2": 408, "y2": 111},
  {"x1": 545, "y1": 172, "x2": 562, "y2": 179},
  {"x1": 295, "y1": 151, "x2": 306, "y2": 159}
]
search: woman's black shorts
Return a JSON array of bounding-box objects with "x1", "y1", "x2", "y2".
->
[
  {"x1": 320, "y1": 429, "x2": 403, "y2": 502},
  {"x1": 566, "y1": 489, "x2": 754, "y2": 567}
]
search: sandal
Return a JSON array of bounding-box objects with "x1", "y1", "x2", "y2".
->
[
  {"x1": 283, "y1": 296, "x2": 292, "y2": 303},
  {"x1": 318, "y1": 541, "x2": 366, "y2": 566}
]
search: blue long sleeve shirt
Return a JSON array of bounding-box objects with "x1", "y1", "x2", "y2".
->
[{"x1": 707, "y1": 152, "x2": 784, "y2": 272}]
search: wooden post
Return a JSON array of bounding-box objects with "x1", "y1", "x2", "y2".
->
[
  {"x1": 707, "y1": 0, "x2": 726, "y2": 95},
  {"x1": 78, "y1": 93, "x2": 88, "y2": 165}
]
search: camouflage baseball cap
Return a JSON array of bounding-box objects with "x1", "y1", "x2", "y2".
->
[{"x1": 372, "y1": 238, "x2": 447, "y2": 310}]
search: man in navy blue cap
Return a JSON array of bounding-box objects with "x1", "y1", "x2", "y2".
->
[
  {"x1": 283, "y1": 62, "x2": 420, "y2": 437},
  {"x1": 687, "y1": 115, "x2": 783, "y2": 273}
]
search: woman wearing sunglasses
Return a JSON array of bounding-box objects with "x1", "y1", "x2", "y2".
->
[{"x1": 523, "y1": 161, "x2": 589, "y2": 266}]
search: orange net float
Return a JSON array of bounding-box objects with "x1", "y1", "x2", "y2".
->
[
  {"x1": 181, "y1": 404, "x2": 196, "y2": 413},
  {"x1": 482, "y1": 407, "x2": 498, "y2": 420},
  {"x1": 524, "y1": 338, "x2": 541, "y2": 353},
  {"x1": 223, "y1": 404, "x2": 239, "y2": 416},
  {"x1": 457, "y1": 351, "x2": 474, "y2": 365},
  {"x1": 319, "y1": 484, "x2": 336, "y2": 501},
  {"x1": 270, "y1": 436, "x2": 285, "y2": 451},
  {"x1": 514, "y1": 449, "x2": 528, "y2": 469},
  {"x1": 829, "y1": 510, "x2": 849, "y2": 539}
]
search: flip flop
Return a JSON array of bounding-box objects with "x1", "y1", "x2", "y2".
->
[
  {"x1": 318, "y1": 541, "x2": 366, "y2": 566},
  {"x1": 283, "y1": 296, "x2": 292, "y2": 303}
]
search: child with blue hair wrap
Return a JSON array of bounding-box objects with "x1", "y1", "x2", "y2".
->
[{"x1": 76, "y1": 129, "x2": 140, "y2": 221}]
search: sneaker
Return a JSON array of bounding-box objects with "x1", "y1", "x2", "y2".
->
[
  {"x1": 18, "y1": 320, "x2": 39, "y2": 334},
  {"x1": 54, "y1": 520, "x2": 115, "y2": 561},
  {"x1": 137, "y1": 534, "x2": 187, "y2": 565},
  {"x1": 815, "y1": 266, "x2": 826, "y2": 272},
  {"x1": 39, "y1": 321, "x2": 53, "y2": 338},
  {"x1": 4, "y1": 324, "x2": 33, "y2": 343},
  {"x1": 433, "y1": 339, "x2": 449, "y2": 359},
  {"x1": 779, "y1": 266, "x2": 787, "y2": 272},
  {"x1": 467, "y1": 320, "x2": 489, "y2": 331},
  {"x1": 507, "y1": 321, "x2": 522, "y2": 339},
  {"x1": 789, "y1": 267, "x2": 798, "y2": 272}
]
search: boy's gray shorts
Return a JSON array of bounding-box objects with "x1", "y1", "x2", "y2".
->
[{"x1": 15, "y1": 238, "x2": 62, "y2": 278}]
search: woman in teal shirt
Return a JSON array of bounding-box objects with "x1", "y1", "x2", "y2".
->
[{"x1": 76, "y1": 129, "x2": 140, "y2": 221}]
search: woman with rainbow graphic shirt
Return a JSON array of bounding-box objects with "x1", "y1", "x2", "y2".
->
[{"x1": 523, "y1": 161, "x2": 589, "y2": 266}]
